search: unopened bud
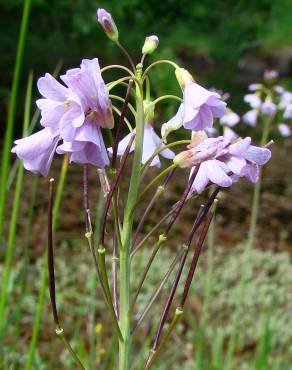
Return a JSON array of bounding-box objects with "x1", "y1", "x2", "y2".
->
[
  {"x1": 97, "y1": 8, "x2": 119, "y2": 43},
  {"x1": 175, "y1": 68, "x2": 194, "y2": 89},
  {"x1": 142, "y1": 35, "x2": 159, "y2": 55},
  {"x1": 144, "y1": 100, "x2": 155, "y2": 124}
]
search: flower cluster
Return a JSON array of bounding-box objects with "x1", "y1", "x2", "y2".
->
[
  {"x1": 242, "y1": 71, "x2": 292, "y2": 137},
  {"x1": 174, "y1": 132, "x2": 271, "y2": 193},
  {"x1": 12, "y1": 58, "x2": 112, "y2": 175},
  {"x1": 11, "y1": 8, "x2": 272, "y2": 197}
]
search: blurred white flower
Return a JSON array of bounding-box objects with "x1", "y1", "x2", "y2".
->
[
  {"x1": 244, "y1": 94, "x2": 262, "y2": 108},
  {"x1": 278, "y1": 123, "x2": 291, "y2": 137},
  {"x1": 283, "y1": 104, "x2": 292, "y2": 119},
  {"x1": 261, "y1": 99, "x2": 276, "y2": 116},
  {"x1": 242, "y1": 109, "x2": 258, "y2": 127},
  {"x1": 220, "y1": 110, "x2": 240, "y2": 127}
]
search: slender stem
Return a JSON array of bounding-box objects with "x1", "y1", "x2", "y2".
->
[
  {"x1": 111, "y1": 80, "x2": 134, "y2": 168},
  {"x1": 135, "y1": 163, "x2": 177, "y2": 206},
  {"x1": 112, "y1": 106, "x2": 133, "y2": 132},
  {"x1": 83, "y1": 168, "x2": 123, "y2": 341},
  {"x1": 0, "y1": 0, "x2": 31, "y2": 243},
  {"x1": 47, "y1": 179, "x2": 59, "y2": 327},
  {"x1": 25, "y1": 155, "x2": 68, "y2": 369},
  {"x1": 85, "y1": 233, "x2": 123, "y2": 342},
  {"x1": 119, "y1": 71, "x2": 144, "y2": 370},
  {"x1": 130, "y1": 234, "x2": 167, "y2": 313},
  {"x1": 112, "y1": 222, "x2": 119, "y2": 318},
  {"x1": 247, "y1": 114, "x2": 274, "y2": 249},
  {"x1": 151, "y1": 189, "x2": 219, "y2": 352},
  {"x1": 145, "y1": 209, "x2": 215, "y2": 370},
  {"x1": 132, "y1": 167, "x2": 175, "y2": 247},
  {"x1": 107, "y1": 76, "x2": 141, "y2": 92},
  {"x1": 48, "y1": 179, "x2": 85, "y2": 368},
  {"x1": 83, "y1": 165, "x2": 90, "y2": 232},
  {"x1": 0, "y1": 72, "x2": 33, "y2": 343},
  {"x1": 132, "y1": 186, "x2": 165, "y2": 246},
  {"x1": 142, "y1": 60, "x2": 179, "y2": 80},
  {"x1": 131, "y1": 247, "x2": 185, "y2": 334},
  {"x1": 145, "y1": 308, "x2": 183, "y2": 370},
  {"x1": 131, "y1": 208, "x2": 174, "y2": 257},
  {"x1": 131, "y1": 195, "x2": 197, "y2": 258},
  {"x1": 180, "y1": 212, "x2": 214, "y2": 307},
  {"x1": 100, "y1": 133, "x2": 136, "y2": 245},
  {"x1": 164, "y1": 167, "x2": 199, "y2": 236},
  {"x1": 56, "y1": 328, "x2": 85, "y2": 369},
  {"x1": 110, "y1": 94, "x2": 136, "y2": 118},
  {"x1": 141, "y1": 140, "x2": 190, "y2": 174},
  {"x1": 117, "y1": 41, "x2": 136, "y2": 72},
  {"x1": 152, "y1": 95, "x2": 182, "y2": 106},
  {"x1": 101, "y1": 64, "x2": 135, "y2": 77}
]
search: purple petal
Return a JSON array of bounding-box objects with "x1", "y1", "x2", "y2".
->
[
  {"x1": 245, "y1": 146, "x2": 271, "y2": 165},
  {"x1": 37, "y1": 73, "x2": 69, "y2": 101},
  {"x1": 12, "y1": 128, "x2": 59, "y2": 176}
]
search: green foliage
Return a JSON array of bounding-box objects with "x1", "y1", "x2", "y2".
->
[{"x1": 1, "y1": 0, "x2": 292, "y2": 90}]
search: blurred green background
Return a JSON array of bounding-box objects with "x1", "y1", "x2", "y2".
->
[
  {"x1": 1, "y1": 1, "x2": 292, "y2": 369},
  {"x1": 1, "y1": 0, "x2": 292, "y2": 131}
]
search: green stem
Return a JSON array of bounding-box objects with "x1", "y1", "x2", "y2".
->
[
  {"x1": 119, "y1": 69, "x2": 144, "y2": 370},
  {"x1": 141, "y1": 140, "x2": 190, "y2": 172},
  {"x1": 130, "y1": 234, "x2": 166, "y2": 313},
  {"x1": 112, "y1": 106, "x2": 133, "y2": 132},
  {"x1": 135, "y1": 163, "x2": 177, "y2": 206},
  {"x1": 142, "y1": 60, "x2": 179, "y2": 81},
  {"x1": 145, "y1": 308, "x2": 183, "y2": 369},
  {"x1": 101, "y1": 64, "x2": 135, "y2": 77},
  {"x1": 247, "y1": 114, "x2": 273, "y2": 249},
  {"x1": 56, "y1": 327, "x2": 85, "y2": 369},
  {"x1": 0, "y1": 0, "x2": 31, "y2": 243},
  {"x1": 25, "y1": 155, "x2": 68, "y2": 369},
  {"x1": 152, "y1": 95, "x2": 182, "y2": 106},
  {"x1": 110, "y1": 94, "x2": 137, "y2": 117}
]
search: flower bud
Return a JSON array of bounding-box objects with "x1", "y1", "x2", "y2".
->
[
  {"x1": 97, "y1": 8, "x2": 119, "y2": 43},
  {"x1": 175, "y1": 68, "x2": 194, "y2": 89},
  {"x1": 142, "y1": 35, "x2": 159, "y2": 55},
  {"x1": 144, "y1": 100, "x2": 155, "y2": 124}
]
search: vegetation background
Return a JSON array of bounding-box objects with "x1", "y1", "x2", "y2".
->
[{"x1": 0, "y1": 0, "x2": 292, "y2": 369}]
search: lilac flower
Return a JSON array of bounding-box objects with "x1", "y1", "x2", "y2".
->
[
  {"x1": 264, "y1": 70, "x2": 278, "y2": 81},
  {"x1": 261, "y1": 99, "x2": 276, "y2": 116},
  {"x1": 111, "y1": 124, "x2": 174, "y2": 167},
  {"x1": 36, "y1": 73, "x2": 84, "y2": 136},
  {"x1": 280, "y1": 91, "x2": 292, "y2": 108},
  {"x1": 11, "y1": 128, "x2": 60, "y2": 176},
  {"x1": 242, "y1": 109, "x2": 258, "y2": 127},
  {"x1": 244, "y1": 94, "x2": 262, "y2": 108},
  {"x1": 175, "y1": 68, "x2": 226, "y2": 131},
  {"x1": 56, "y1": 119, "x2": 109, "y2": 167},
  {"x1": 110, "y1": 100, "x2": 174, "y2": 167},
  {"x1": 97, "y1": 8, "x2": 119, "y2": 42},
  {"x1": 225, "y1": 138, "x2": 271, "y2": 183},
  {"x1": 223, "y1": 126, "x2": 238, "y2": 142},
  {"x1": 248, "y1": 83, "x2": 262, "y2": 92},
  {"x1": 161, "y1": 103, "x2": 184, "y2": 142},
  {"x1": 278, "y1": 123, "x2": 291, "y2": 137},
  {"x1": 275, "y1": 85, "x2": 284, "y2": 94},
  {"x1": 219, "y1": 110, "x2": 240, "y2": 127},
  {"x1": 60, "y1": 58, "x2": 114, "y2": 131},
  {"x1": 174, "y1": 133, "x2": 271, "y2": 193},
  {"x1": 283, "y1": 104, "x2": 292, "y2": 119},
  {"x1": 205, "y1": 127, "x2": 218, "y2": 138},
  {"x1": 12, "y1": 58, "x2": 111, "y2": 175}
]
